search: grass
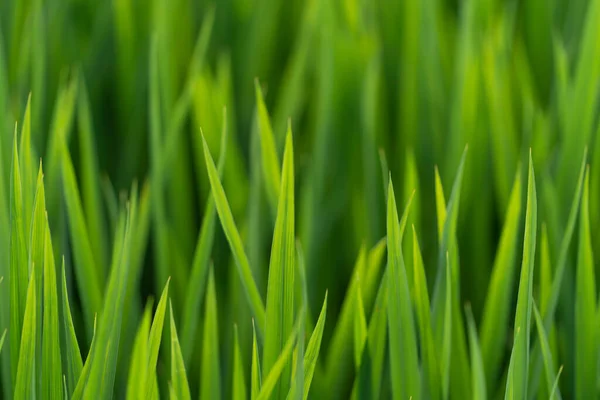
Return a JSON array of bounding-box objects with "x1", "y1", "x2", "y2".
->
[{"x1": 1, "y1": 0, "x2": 600, "y2": 398}]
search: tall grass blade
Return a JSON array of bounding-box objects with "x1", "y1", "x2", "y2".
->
[
  {"x1": 254, "y1": 79, "x2": 281, "y2": 213},
  {"x1": 465, "y1": 305, "x2": 486, "y2": 400},
  {"x1": 14, "y1": 268, "x2": 36, "y2": 400},
  {"x1": 252, "y1": 319, "x2": 262, "y2": 400},
  {"x1": 505, "y1": 152, "x2": 537, "y2": 399},
  {"x1": 181, "y1": 117, "x2": 227, "y2": 360},
  {"x1": 232, "y1": 324, "x2": 247, "y2": 400},
  {"x1": 61, "y1": 144, "x2": 103, "y2": 333},
  {"x1": 386, "y1": 178, "x2": 420, "y2": 400},
  {"x1": 42, "y1": 214, "x2": 62, "y2": 399},
  {"x1": 201, "y1": 267, "x2": 221, "y2": 400},
  {"x1": 61, "y1": 259, "x2": 83, "y2": 395},
  {"x1": 143, "y1": 279, "x2": 170, "y2": 398},
  {"x1": 574, "y1": 168, "x2": 596, "y2": 400},
  {"x1": 533, "y1": 303, "x2": 562, "y2": 400},
  {"x1": 202, "y1": 132, "x2": 266, "y2": 331},
  {"x1": 480, "y1": 168, "x2": 522, "y2": 389}
]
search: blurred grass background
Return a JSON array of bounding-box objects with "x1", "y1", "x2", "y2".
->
[{"x1": 1, "y1": 0, "x2": 599, "y2": 397}]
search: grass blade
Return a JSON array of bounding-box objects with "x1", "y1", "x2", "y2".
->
[
  {"x1": 263, "y1": 127, "x2": 296, "y2": 399},
  {"x1": 353, "y1": 273, "x2": 388, "y2": 400},
  {"x1": 143, "y1": 279, "x2": 170, "y2": 398},
  {"x1": 232, "y1": 324, "x2": 247, "y2": 400},
  {"x1": 61, "y1": 144, "x2": 103, "y2": 333},
  {"x1": 412, "y1": 225, "x2": 440, "y2": 400},
  {"x1": 14, "y1": 269, "x2": 36, "y2": 400},
  {"x1": 386, "y1": 177, "x2": 420, "y2": 400},
  {"x1": 353, "y1": 283, "x2": 367, "y2": 369},
  {"x1": 252, "y1": 319, "x2": 262, "y2": 400},
  {"x1": 505, "y1": 152, "x2": 537, "y2": 399},
  {"x1": 254, "y1": 79, "x2": 281, "y2": 213},
  {"x1": 257, "y1": 310, "x2": 304, "y2": 400},
  {"x1": 465, "y1": 305, "x2": 486, "y2": 400},
  {"x1": 201, "y1": 132, "x2": 266, "y2": 332},
  {"x1": 10, "y1": 129, "x2": 28, "y2": 387},
  {"x1": 480, "y1": 168, "x2": 522, "y2": 389},
  {"x1": 180, "y1": 116, "x2": 227, "y2": 360},
  {"x1": 170, "y1": 301, "x2": 191, "y2": 400},
  {"x1": 574, "y1": 167, "x2": 595, "y2": 400},
  {"x1": 201, "y1": 267, "x2": 221, "y2": 400},
  {"x1": 529, "y1": 149, "x2": 586, "y2": 397},
  {"x1": 42, "y1": 214, "x2": 62, "y2": 399},
  {"x1": 77, "y1": 75, "x2": 109, "y2": 272},
  {"x1": 533, "y1": 303, "x2": 562, "y2": 400},
  {"x1": 301, "y1": 292, "x2": 327, "y2": 400},
  {"x1": 61, "y1": 259, "x2": 83, "y2": 395},
  {"x1": 126, "y1": 300, "x2": 152, "y2": 399},
  {"x1": 80, "y1": 205, "x2": 133, "y2": 398}
]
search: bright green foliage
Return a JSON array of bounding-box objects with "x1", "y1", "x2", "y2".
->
[{"x1": 3, "y1": 0, "x2": 600, "y2": 398}]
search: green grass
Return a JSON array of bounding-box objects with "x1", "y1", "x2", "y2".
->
[{"x1": 2, "y1": 0, "x2": 600, "y2": 398}]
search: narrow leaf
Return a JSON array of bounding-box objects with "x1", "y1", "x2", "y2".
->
[
  {"x1": 386, "y1": 178, "x2": 420, "y2": 400},
  {"x1": 263, "y1": 127, "x2": 296, "y2": 399}
]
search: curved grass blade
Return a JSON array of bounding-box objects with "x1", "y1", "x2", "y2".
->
[
  {"x1": 61, "y1": 144, "x2": 103, "y2": 333},
  {"x1": 180, "y1": 115, "x2": 227, "y2": 360},
  {"x1": 465, "y1": 305, "x2": 486, "y2": 400},
  {"x1": 254, "y1": 78, "x2": 281, "y2": 213},
  {"x1": 574, "y1": 168, "x2": 595, "y2": 400},
  {"x1": 533, "y1": 303, "x2": 562, "y2": 400},
  {"x1": 143, "y1": 279, "x2": 170, "y2": 398},
  {"x1": 42, "y1": 215, "x2": 62, "y2": 399},
  {"x1": 201, "y1": 266, "x2": 221, "y2": 400},
  {"x1": 301, "y1": 292, "x2": 327, "y2": 400},
  {"x1": 480, "y1": 168, "x2": 522, "y2": 389},
  {"x1": 61, "y1": 259, "x2": 83, "y2": 395},
  {"x1": 550, "y1": 366, "x2": 564, "y2": 400},
  {"x1": 505, "y1": 152, "x2": 537, "y2": 399},
  {"x1": 386, "y1": 178, "x2": 420, "y2": 400},
  {"x1": 170, "y1": 301, "x2": 191, "y2": 400},
  {"x1": 14, "y1": 269, "x2": 36, "y2": 400},
  {"x1": 201, "y1": 132, "x2": 265, "y2": 331},
  {"x1": 232, "y1": 324, "x2": 247, "y2": 400}
]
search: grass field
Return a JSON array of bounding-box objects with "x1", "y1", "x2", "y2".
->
[{"x1": 1, "y1": 0, "x2": 600, "y2": 398}]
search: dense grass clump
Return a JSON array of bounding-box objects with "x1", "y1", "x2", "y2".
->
[{"x1": 1, "y1": 0, "x2": 600, "y2": 398}]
